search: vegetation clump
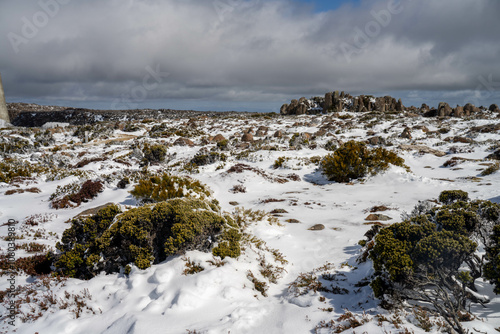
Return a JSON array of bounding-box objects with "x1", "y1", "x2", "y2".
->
[
  {"x1": 364, "y1": 190, "x2": 500, "y2": 333},
  {"x1": 321, "y1": 140, "x2": 408, "y2": 183},
  {"x1": 0, "y1": 159, "x2": 34, "y2": 183},
  {"x1": 142, "y1": 144, "x2": 167, "y2": 164},
  {"x1": 130, "y1": 173, "x2": 211, "y2": 204},
  {"x1": 51, "y1": 180, "x2": 104, "y2": 209},
  {"x1": 438, "y1": 190, "x2": 469, "y2": 205},
  {"x1": 55, "y1": 199, "x2": 240, "y2": 279},
  {"x1": 190, "y1": 152, "x2": 227, "y2": 167}
]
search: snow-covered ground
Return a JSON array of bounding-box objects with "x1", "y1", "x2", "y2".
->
[{"x1": 0, "y1": 108, "x2": 499, "y2": 333}]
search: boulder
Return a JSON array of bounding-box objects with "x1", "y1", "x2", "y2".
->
[
  {"x1": 367, "y1": 136, "x2": 384, "y2": 145},
  {"x1": 489, "y1": 104, "x2": 500, "y2": 112},
  {"x1": 464, "y1": 103, "x2": 479, "y2": 115},
  {"x1": 399, "y1": 144, "x2": 447, "y2": 157},
  {"x1": 212, "y1": 134, "x2": 226, "y2": 142},
  {"x1": 423, "y1": 108, "x2": 438, "y2": 117},
  {"x1": 241, "y1": 133, "x2": 254, "y2": 142},
  {"x1": 273, "y1": 130, "x2": 284, "y2": 138},
  {"x1": 396, "y1": 99, "x2": 403, "y2": 112},
  {"x1": 400, "y1": 127, "x2": 412, "y2": 139},
  {"x1": 438, "y1": 102, "x2": 452, "y2": 117},
  {"x1": 324, "y1": 92, "x2": 333, "y2": 112},
  {"x1": 280, "y1": 104, "x2": 289, "y2": 115},
  {"x1": 452, "y1": 106, "x2": 464, "y2": 117},
  {"x1": 174, "y1": 137, "x2": 195, "y2": 147},
  {"x1": 308, "y1": 224, "x2": 325, "y2": 231}
]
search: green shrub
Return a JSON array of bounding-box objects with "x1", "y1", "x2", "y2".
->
[
  {"x1": 0, "y1": 160, "x2": 33, "y2": 183},
  {"x1": 365, "y1": 192, "x2": 500, "y2": 333},
  {"x1": 438, "y1": 190, "x2": 469, "y2": 205},
  {"x1": 142, "y1": 144, "x2": 167, "y2": 164},
  {"x1": 190, "y1": 152, "x2": 227, "y2": 167},
  {"x1": 216, "y1": 139, "x2": 229, "y2": 150},
  {"x1": 273, "y1": 156, "x2": 289, "y2": 169},
  {"x1": 321, "y1": 141, "x2": 408, "y2": 183},
  {"x1": 484, "y1": 225, "x2": 500, "y2": 294},
  {"x1": 55, "y1": 199, "x2": 240, "y2": 279},
  {"x1": 130, "y1": 173, "x2": 210, "y2": 204},
  {"x1": 0, "y1": 137, "x2": 33, "y2": 154},
  {"x1": 480, "y1": 162, "x2": 499, "y2": 176}
]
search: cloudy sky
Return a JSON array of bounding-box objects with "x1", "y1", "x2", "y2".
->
[{"x1": 1, "y1": 0, "x2": 499, "y2": 112}]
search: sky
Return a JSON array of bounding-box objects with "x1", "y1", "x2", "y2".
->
[{"x1": 0, "y1": 0, "x2": 499, "y2": 112}]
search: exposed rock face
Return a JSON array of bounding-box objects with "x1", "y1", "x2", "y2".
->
[
  {"x1": 489, "y1": 104, "x2": 500, "y2": 113},
  {"x1": 438, "y1": 102, "x2": 452, "y2": 117},
  {"x1": 280, "y1": 91, "x2": 494, "y2": 118},
  {"x1": 396, "y1": 99, "x2": 403, "y2": 112},
  {"x1": 464, "y1": 103, "x2": 480, "y2": 115},
  {"x1": 453, "y1": 106, "x2": 464, "y2": 117},
  {"x1": 324, "y1": 92, "x2": 333, "y2": 112},
  {"x1": 0, "y1": 73, "x2": 10, "y2": 124},
  {"x1": 280, "y1": 98, "x2": 310, "y2": 115}
]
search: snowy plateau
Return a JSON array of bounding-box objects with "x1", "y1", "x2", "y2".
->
[{"x1": 1, "y1": 100, "x2": 500, "y2": 334}]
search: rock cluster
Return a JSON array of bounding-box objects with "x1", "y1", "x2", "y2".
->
[
  {"x1": 280, "y1": 91, "x2": 498, "y2": 119},
  {"x1": 280, "y1": 91, "x2": 404, "y2": 115}
]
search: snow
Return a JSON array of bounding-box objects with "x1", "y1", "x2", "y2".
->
[{"x1": 0, "y1": 109, "x2": 499, "y2": 333}]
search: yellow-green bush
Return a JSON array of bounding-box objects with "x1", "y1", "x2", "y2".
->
[
  {"x1": 321, "y1": 141, "x2": 408, "y2": 183},
  {"x1": 55, "y1": 199, "x2": 240, "y2": 279},
  {"x1": 130, "y1": 172, "x2": 210, "y2": 204}
]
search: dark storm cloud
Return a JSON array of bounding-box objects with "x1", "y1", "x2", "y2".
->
[{"x1": 0, "y1": 0, "x2": 499, "y2": 108}]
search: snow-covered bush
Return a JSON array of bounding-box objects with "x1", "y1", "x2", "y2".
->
[
  {"x1": 364, "y1": 190, "x2": 500, "y2": 333},
  {"x1": 130, "y1": 173, "x2": 211, "y2": 204},
  {"x1": 55, "y1": 199, "x2": 241, "y2": 279}
]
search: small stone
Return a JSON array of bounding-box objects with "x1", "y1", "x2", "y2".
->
[
  {"x1": 365, "y1": 214, "x2": 392, "y2": 221},
  {"x1": 308, "y1": 224, "x2": 325, "y2": 231}
]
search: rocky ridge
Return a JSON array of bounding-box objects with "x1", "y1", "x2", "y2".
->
[{"x1": 280, "y1": 91, "x2": 500, "y2": 118}]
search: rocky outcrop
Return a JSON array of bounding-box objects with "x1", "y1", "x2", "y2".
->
[
  {"x1": 489, "y1": 104, "x2": 500, "y2": 113},
  {"x1": 280, "y1": 98, "x2": 308, "y2": 115},
  {"x1": 280, "y1": 91, "x2": 494, "y2": 119},
  {"x1": 438, "y1": 102, "x2": 452, "y2": 117}
]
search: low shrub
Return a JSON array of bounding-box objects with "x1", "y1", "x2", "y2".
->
[
  {"x1": 480, "y1": 162, "x2": 499, "y2": 176},
  {"x1": 0, "y1": 160, "x2": 35, "y2": 184},
  {"x1": 273, "y1": 156, "x2": 289, "y2": 169},
  {"x1": 190, "y1": 152, "x2": 227, "y2": 167},
  {"x1": 321, "y1": 141, "x2": 408, "y2": 183},
  {"x1": 438, "y1": 190, "x2": 469, "y2": 205},
  {"x1": 142, "y1": 144, "x2": 167, "y2": 164},
  {"x1": 0, "y1": 253, "x2": 53, "y2": 276},
  {"x1": 55, "y1": 199, "x2": 240, "y2": 279},
  {"x1": 130, "y1": 173, "x2": 210, "y2": 204},
  {"x1": 364, "y1": 190, "x2": 500, "y2": 333},
  {"x1": 51, "y1": 180, "x2": 104, "y2": 209}
]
